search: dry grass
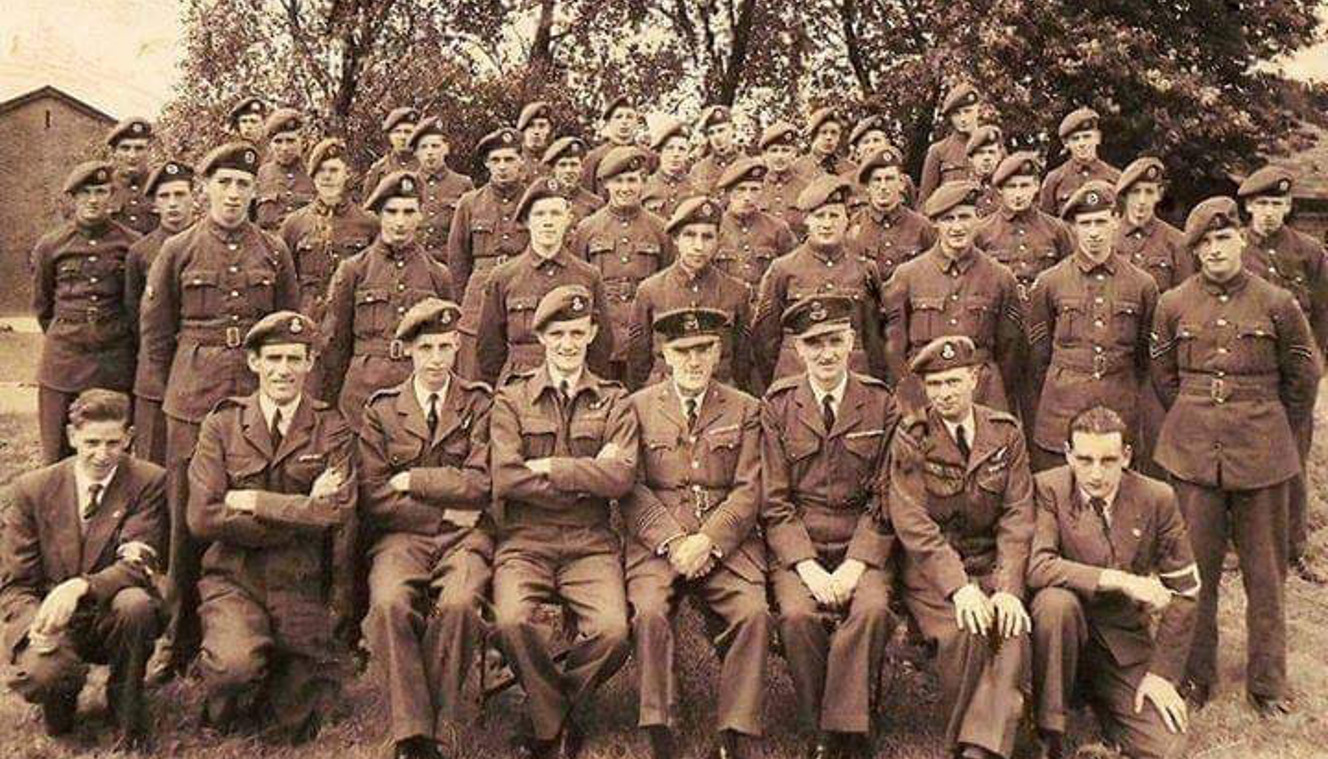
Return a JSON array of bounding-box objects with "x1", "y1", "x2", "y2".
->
[{"x1": 0, "y1": 394, "x2": 1325, "y2": 759}]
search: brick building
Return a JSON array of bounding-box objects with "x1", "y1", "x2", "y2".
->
[{"x1": 0, "y1": 85, "x2": 115, "y2": 314}]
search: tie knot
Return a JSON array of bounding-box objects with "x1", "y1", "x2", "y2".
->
[
  {"x1": 89, "y1": 483, "x2": 103, "y2": 500},
  {"x1": 427, "y1": 392, "x2": 439, "y2": 407}
]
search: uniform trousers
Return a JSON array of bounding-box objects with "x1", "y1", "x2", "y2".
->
[
  {"x1": 1289, "y1": 416, "x2": 1313, "y2": 562},
  {"x1": 132, "y1": 396, "x2": 169, "y2": 466},
  {"x1": 160, "y1": 417, "x2": 203, "y2": 668},
  {"x1": 37, "y1": 386, "x2": 78, "y2": 464}
]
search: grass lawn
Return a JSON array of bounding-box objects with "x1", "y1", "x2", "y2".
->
[{"x1": 0, "y1": 396, "x2": 1325, "y2": 759}]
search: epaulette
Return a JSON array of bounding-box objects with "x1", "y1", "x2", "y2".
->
[
  {"x1": 309, "y1": 397, "x2": 332, "y2": 411},
  {"x1": 367, "y1": 385, "x2": 403, "y2": 406},
  {"x1": 985, "y1": 408, "x2": 1020, "y2": 426},
  {"x1": 505, "y1": 369, "x2": 538, "y2": 386},
  {"x1": 456, "y1": 376, "x2": 494, "y2": 395},
  {"x1": 765, "y1": 374, "x2": 802, "y2": 397},
  {"x1": 855, "y1": 373, "x2": 889, "y2": 389},
  {"x1": 210, "y1": 395, "x2": 247, "y2": 415},
  {"x1": 893, "y1": 413, "x2": 930, "y2": 470}
]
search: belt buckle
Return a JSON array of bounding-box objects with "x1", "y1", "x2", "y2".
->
[
  {"x1": 1016, "y1": 282, "x2": 1028, "y2": 302},
  {"x1": 389, "y1": 339, "x2": 404, "y2": 360},
  {"x1": 1092, "y1": 353, "x2": 1106, "y2": 379},
  {"x1": 225, "y1": 326, "x2": 242, "y2": 348},
  {"x1": 1210, "y1": 377, "x2": 1228, "y2": 404},
  {"x1": 691, "y1": 484, "x2": 711, "y2": 522}
]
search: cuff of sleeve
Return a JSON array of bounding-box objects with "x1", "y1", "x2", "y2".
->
[
  {"x1": 548, "y1": 457, "x2": 577, "y2": 492},
  {"x1": 656, "y1": 532, "x2": 687, "y2": 556},
  {"x1": 767, "y1": 525, "x2": 818, "y2": 568},
  {"x1": 845, "y1": 531, "x2": 887, "y2": 568}
]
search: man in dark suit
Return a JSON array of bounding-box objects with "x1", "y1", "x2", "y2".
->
[{"x1": 1, "y1": 389, "x2": 166, "y2": 750}]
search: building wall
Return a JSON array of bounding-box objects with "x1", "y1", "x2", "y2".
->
[{"x1": 0, "y1": 94, "x2": 112, "y2": 314}]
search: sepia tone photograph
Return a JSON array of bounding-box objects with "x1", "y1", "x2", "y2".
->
[{"x1": 1, "y1": 1, "x2": 1327, "y2": 757}]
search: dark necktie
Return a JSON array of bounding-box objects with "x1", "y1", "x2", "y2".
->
[
  {"x1": 685, "y1": 397, "x2": 699, "y2": 432},
  {"x1": 559, "y1": 379, "x2": 571, "y2": 406},
  {"x1": 821, "y1": 394, "x2": 836, "y2": 433},
  {"x1": 426, "y1": 393, "x2": 439, "y2": 438},
  {"x1": 270, "y1": 408, "x2": 284, "y2": 451},
  {"x1": 83, "y1": 483, "x2": 103, "y2": 521},
  {"x1": 955, "y1": 423, "x2": 971, "y2": 460},
  {"x1": 1089, "y1": 496, "x2": 1110, "y2": 529}
]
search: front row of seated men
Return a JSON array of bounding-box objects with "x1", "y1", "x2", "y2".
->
[{"x1": 2, "y1": 286, "x2": 1205, "y2": 759}]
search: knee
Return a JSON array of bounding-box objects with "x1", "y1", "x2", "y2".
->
[
  {"x1": 109, "y1": 588, "x2": 161, "y2": 636},
  {"x1": 433, "y1": 592, "x2": 482, "y2": 625},
  {"x1": 846, "y1": 590, "x2": 894, "y2": 627},
  {"x1": 584, "y1": 608, "x2": 630, "y2": 649},
  {"x1": 368, "y1": 584, "x2": 418, "y2": 625},
  {"x1": 199, "y1": 640, "x2": 265, "y2": 693},
  {"x1": 630, "y1": 597, "x2": 670, "y2": 635},
  {"x1": 778, "y1": 601, "x2": 820, "y2": 636},
  {"x1": 492, "y1": 598, "x2": 536, "y2": 639},
  {"x1": 1031, "y1": 588, "x2": 1082, "y2": 627},
  {"x1": 8, "y1": 646, "x2": 86, "y2": 702},
  {"x1": 731, "y1": 597, "x2": 773, "y2": 635}
]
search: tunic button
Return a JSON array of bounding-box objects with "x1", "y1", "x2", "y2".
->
[
  {"x1": 89, "y1": 277, "x2": 99, "y2": 284},
  {"x1": 1219, "y1": 295, "x2": 1230, "y2": 303},
  {"x1": 1093, "y1": 345, "x2": 1103, "y2": 354},
  {"x1": 1093, "y1": 318, "x2": 1104, "y2": 328},
  {"x1": 228, "y1": 243, "x2": 238, "y2": 251},
  {"x1": 691, "y1": 461, "x2": 699, "y2": 469},
  {"x1": 1094, "y1": 296, "x2": 1104, "y2": 304},
  {"x1": 1217, "y1": 347, "x2": 1229, "y2": 355},
  {"x1": 950, "y1": 293, "x2": 960, "y2": 301},
  {"x1": 1216, "y1": 318, "x2": 1228, "y2": 327},
  {"x1": 229, "y1": 265, "x2": 239, "y2": 273},
  {"x1": 230, "y1": 290, "x2": 240, "y2": 297},
  {"x1": 1216, "y1": 370, "x2": 1226, "y2": 378},
  {"x1": 397, "y1": 306, "x2": 406, "y2": 313},
  {"x1": 621, "y1": 256, "x2": 630, "y2": 263},
  {"x1": 949, "y1": 318, "x2": 958, "y2": 325},
  {"x1": 231, "y1": 314, "x2": 240, "y2": 322},
  {"x1": 397, "y1": 283, "x2": 406, "y2": 291},
  {"x1": 1018, "y1": 244, "x2": 1027, "y2": 251},
  {"x1": 396, "y1": 260, "x2": 405, "y2": 268},
  {"x1": 88, "y1": 240, "x2": 98, "y2": 247}
]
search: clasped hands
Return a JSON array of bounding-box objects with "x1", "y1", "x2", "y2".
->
[{"x1": 796, "y1": 558, "x2": 867, "y2": 609}]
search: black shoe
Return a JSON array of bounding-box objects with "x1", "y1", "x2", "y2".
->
[
  {"x1": 559, "y1": 722, "x2": 586, "y2": 759},
  {"x1": 713, "y1": 731, "x2": 760, "y2": 759},
  {"x1": 1248, "y1": 692, "x2": 1293, "y2": 718},
  {"x1": 395, "y1": 736, "x2": 445, "y2": 759},
  {"x1": 1292, "y1": 556, "x2": 1327, "y2": 585},
  {"x1": 1181, "y1": 679, "x2": 1211, "y2": 711},
  {"x1": 837, "y1": 733, "x2": 872, "y2": 759},
  {"x1": 40, "y1": 692, "x2": 76, "y2": 737},
  {"x1": 1033, "y1": 731, "x2": 1064, "y2": 759},
  {"x1": 647, "y1": 727, "x2": 675, "y2": 759}
]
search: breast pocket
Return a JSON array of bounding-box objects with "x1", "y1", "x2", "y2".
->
[
  {"x1": 1233, "y1": 320, "x2": 1278, "y2": 371},
  {"x1": 642, "y1": 433, "x2": 679, "y2": 483},
  {"x1": 702, "y1": 426, "x2": 742, "y2": 483},
  {"x1": 227, "y1": 454, "x2": 269, "y2": 490},
  {"x1": 245, "y1": 270, "x2": 276, "y2": 313},
  {"x1": 55, "y1": 260, "x2": 83, "y2": 283},
  {"x1": 842, "y1": 430, "x2": 885, "y2": 482},
  {"x1": 908, "y1": 296, "x2": 948, "y2": 344},
  {"x1": 385, "y1": 438, "x2": 424, "y2": 470},
  {"x1": 521, "y1": 418, "x2": 558, "y2": 459},
  {"x1": 353, "y1": 288, "x2": 392, "y2": 336},
  {"x1": 181, "y1": 270, "x2": 220, "y2": 317},
  {"x1": 469, "y1": 221, "x2": 493, "y2": 259},
  {"x1": 568, "y1": 415, "x2": 606, "y2": 457},
  {"x1": 1110, "y1": 300, "x2": 1143, "y2": 345},
  {"x1": 1174, "y1": 322, "x2": 1202, "y2": 368},
  {"x1": 1054, "y1": 297, "x2": 1086, "y2": 344},
  {"x1": 506, "y1": 296, "x2": 539, "y2": 342},
  {"x1": 962, "y1": 295, "x2": 997, "y2": 338}
]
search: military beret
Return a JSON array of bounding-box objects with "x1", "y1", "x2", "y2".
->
[
  {"x1": 759, "y1": 121, "x2": 798, "y2": 150},
  {"x1": 143, "y1": 160, "x2": 194, "y2": 196},
  {"x1": 665, "y1": 196, "x2": 722, "y2": 235},
  {"x1": 244, "y1": 311, "x2": 318, "y2": 351},
  {"x1": 517, "y1": 101, "x2": 550, "y2": 131},
  {"x1": 264, "y1": 108, "x2": 303, "y2": 139},
  {"x1": 596, "y1": 146, "x2": 648, "y2": 182},
  {"x1": 533, "y1": 285, "x2": 595, "y2": 332},
  {"x1": 476, "y1": 127, "x2": 522, "y2": 158},
  {"x1": 805, "y1": 107, "x2": 842, "y2": 138},
  {"x1": 848, "y1": 116, "x2": 884, "y2": 148},
  {"x1": 923, "y1": 180, "x2": 981, "y2": 219},
  {"x1": 382, "y1": 106, "x2": 419, "y2": 132},
  {"x1": 649, "y1": 117, "x2": 690, "y2": 151},
  {"x1": 1183, "y1": 196, "x2": 1241, "y2": 248},
  {"x1": 105, "y1": 117, "x2": 152, "y2": 147},
  {"x1": 363, "y1": 170, "x2": 422, "y2": 213},
  {"x1": 782, "y1": 295, "x2": 854, "y2": 339},
  {"x1": 697, "y1": 105, "x2": 731, "y2": 132},
  {"x1": 516, "y1": 176, "x2": 571, "y2": 222},
  {"x1": 964, "y1": 125, "x2": 1003, "y2": 157},
  {"x1": 306, "y1": 137, "x2": 348, "y2": 176},
  {"x1": 796, "y1": 175, "x2": 854, "y2": 213},
  {"x1": 395, "y1": 298, "x2": 462, "y2": 342},
  {"x1": 601, "y1": 95, "x2": 633, "y2": 122},
  {"x1": 992, "y1": 151, "x2": 1042, "y2": 187},
  {"x1": 1237, "y1": 165, "x2": 1295, "y2": 199},
  {"x1": 940, "y1": 83, "x2": 980, "y2": 117},
  {"x1": 227, "y1": 96, "x2": 266, "y2": 127},
  {"x1": 542, "y1": 135, "x2": 587, "y2": 165},
  {"x1": 1115, "y1": 157, "x2": 1167, "y2": 197},
  {"x1": 1060, "y1": 180, "x2": 1116, "y2": 220},
  {"x1": 908, "y1": 335, "x2": 979, "y2": 376},
  {"x1": 62, "y1": 160, "x2": 115, "y2": 195},
  {"x1": 198, "y1": 142, "x2": 261, "y2": 177},
  {"x1": 653, "y1": 307, "x2": 729, "y2": 347},
  {"x1": 407, "y1": 117, "x2": 447, "y2": 151},
  {"x1": 1058, "y1": 107, "x2": 1100, "y2": 139},
  {"x1": 715, "y1": 157, "x2": 767, "y2": 190},
  {"x1": 856, "y1": 145, "x2": 906, "y2": 185}
]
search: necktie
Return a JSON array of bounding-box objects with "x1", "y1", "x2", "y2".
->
[
  {"x1": 685, "y1": 397, "x2": 699, "y2": 432},
  {"x1": 83, "y1": 483, "x2": 103, "y2": 521},
  {"x1": 955, "y1": 423, "x2": 970, "y2": 460},
  {"x1": 1089, "y1": 496, "x2": 1110, "y2": 529},
  {"x1": 270, "y1": 408, "x2": 284, "y2": 451},
  {"x1": 426, "y1": 393, "x2": 439, "y2": 438},
  {"x1": 559, "y1": 379, "x2": 571, "y2": 407},
  {"x1": 821, "y1": 394, "x2": 836, "y2": 433}
]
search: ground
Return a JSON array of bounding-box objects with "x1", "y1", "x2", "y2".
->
[{"x1": 0, "y1": 358, "x2": 1324, "y2": 757}]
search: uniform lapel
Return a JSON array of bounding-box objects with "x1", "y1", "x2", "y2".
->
[
  {"x1": 394, "y1": 382, "x2": 432, "y2": 444},
  {"x1": 828, "y1": 375, "x2": 865, "y2": 438},
  {"x1": 241, "y1": 394, "x2": 274, "y2": 459},
  {"x1": 654, "y1": 383, "x2": 687, "y2": 435},
  {"x1": 965, "y1": 407, "x2": 1007, "y2": 476},
  {"x1": 429, "y1": 376, "x2": 470, "y2": 446},
  {"x1": 926, "y1": 408, "x2": 966, "y2": 467},
  {"x1": 792, "y1": 377, "x2": 828, "y2": 438},
  {"x1": 692, "y1": 383, "x2": 729, "y2": 435},
  {"x1": 80, "y1": 459, "x2": 130, "y2": 573},
  {"x1": 272, "y1": 397, "x2": 314, "y2": 467}
]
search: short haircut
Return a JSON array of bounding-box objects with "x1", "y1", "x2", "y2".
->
[
  {"x1": 68, "y1": 389, "x2": 131, "y2": 428},
  {"x1": 1067, "y1": 405, "x2": 1128, "y2": 441}
]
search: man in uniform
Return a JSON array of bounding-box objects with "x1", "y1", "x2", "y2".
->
[
  {"x1": 279, "y1": 137, "x2": 378, "y2": 322},
  {"x1": 752, "y1": 176, "x2": 887, "y2": 387},
  {"x1": 1028, "y1": 406, "x2": 1200, "y2": 759},
  {"x1": 761, "y1": 295, "x2": 897, "y2": 759},
  {"x1": 974, "y1": 152, "x2": 1074, "y2": 302},
  {"x1": 712, "y1": 158, "x2": 797, "y2": 304},
  {"x1": 889, "y1": 335, "x2": 1034, "y2": 759},
  {"x1": 847, "y1": 146, "x2": 936, "y2": 285},
  {"x1": 581, "y1": 96, "x2": 646, "y2": 197},
  {"x1": 518, "y1": 101, "x2": 554, "y2": 178},
  {"x1": 127, "y1": 159, "x2": 197, "y2": 466},
  {"x1": 362, "y1": 106, "x2": 422, "y2": 200},
  {"x1": 629, "y1": 196, "x2": 753, "y2": 391},
  {"x1": 689, "y1": 106, "x2": 744, "y2": 195},
  {"x1": 1025, "y1": 182, "x2": 1158, "y2": 472},
  {"x1": 1150, "y1": 197, "x2": 1321, "y2": 716},
  {"x1": 884, "y1": 181, "x2": 1023, "y2": 413},
  {"x1": 568, "y1": 146, "x2": 674, "y2": 381},
  {"x1": 358, "y1": 299, "x2": 494, "y2": 759},
  {"x1": 542, "y1": 137, "x2": 605, "y2": 226},
  {"x1": 1236, "y1": 165, "x2": 1328, "y2": 582},
  {"x1": 840, "y1": 116, "x2": 910, "y2": 215},
  {"x1": 227, "y1": 96, "x2": 268, "y2": 147},
  {"x1": 406, "y1": 116, "x2": 475, "y2": 256},
  {"x1": 1, "y1": 389, "x2": 165, "y2": 750},
  {"x1": 757, "y1": 121, "x2": 811, "y2": 238},
  {"x1": 919, "y1": 83, "x2": 983, "y2": 206},
  {"x1": 475, "y1": 177, "x2": 614, "y2": 386},
  {"x1": 644, "y1": 117, "x2": 701, "y2": 220},
  {"x1": 188, "y1": 311, "x2": 355, "y2": 743},
  {"x1": 138, "y1": 142, "x2": 300, "y2": 678},
  {"x1": 965, "y1": 125, "x2": 1005, "y2": 218},
  {"x1": 791, "y1": 107, "x2": 851, "y2": 181},
  {"x1": 489, "y1": 285, "x2": 636, "y2": 758},
  {"x1": 104, "y1": 117, "x2": 158, "y2": 236},
  {"x1": 623, "y1": 307, "x2": 770, "y2": 759},
  {"x1": 255, "y1": 108, "x2": 314, "y2": 231},
  {"x1": 32, "y1": 161, "x2": 139, "y2": 463},
  {"x1": 1040, "y1": 107, "x2": 1120, "y2": 217},
  {"x1": 319, "y1": 171, "x2": 454, "y2": 431}
]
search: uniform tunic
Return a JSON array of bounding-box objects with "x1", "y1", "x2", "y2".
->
[
  {"x1": 846, "y1": 203, "x2": 937, "y2": 285},
  {"x1": 255, "y1": 159, "x2": 315, "y2": 231},
  {"x1": 110, "y1": 169, "x2": 157, "y2": 235},
  {"x1": 688, "y1": 149, "x2": 742, "y2": 195},
  {"x1": 1039, "y1": 158, "x2": 1120, "y2": 217},
  {"x1": 1114, "y1": 217, "x2": 1192, "y2": 294},
  {"x1": 918, "y1": 132, "x2": 969, "y2": 207},
  {"x1": 642, "y1": 170, "x2": 702, "y2": 221},
  {"x1": 126, "y1": 225, "x2": 182, "y2": 466},
  {"x1": 278, "y1": 199, "x2": 378, "y2": 322},
  {"x1": 714, "y1": 209, "x2": 797, "y2": 301},
  {"x1": 759, "y1": 167, "x2": 811, "y2": 239},
  {"x1": 361, "y1": 151, "x2": 421, "y2": 201},
  {"x1": 417, "y1": 167, "x2": 475, "y2": 257},
  {"x1": 973, "y1": 206, "x2": 1073, "y2": 299}
]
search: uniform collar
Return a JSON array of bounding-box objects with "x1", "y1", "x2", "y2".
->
[
  {"x1": 1074, "y1": 250, "x2": 1117, "y2": 275},
  {"x1": 413, "y1": 375, "x2": 450, "y2": 414},
  {"x1": 205, "y1": 217, "x2": 247, "y2": 243},
  {"x1": 75, "y1": 218, "x2": 111, "y2": 237},
  {"x1": 1248, "y1": 224, "x2": 1287, "y2": 247},
  {"x1": 808, "y1": 372, "x2": 848, "y2": 415},
  {"x1": 1121, "y1": 215, "x2": 1156, "y2": 237},
  {"x1": 528, "y1": 244, "x2": 568, "y2": 269},
  {"x1": 1200, "y1": 269, "x2": 1249, "y2": 297},
  {"x1": 488, "y1": 181, "x2": 522, "y2": 203},
  {"x1": 258, "y1": 393, "x2": 302, "y2": 434},
  {"x1": 608, "y1": 203, "x2": 641, "y2": 222},
  {"x1": 533, "y1": 363, "x2": 588, "y2": 401},
  {"x1": 940, "y1": 409, "x2": 976, "y2": 451},
  {"x1": 809, "y1": 240, "x2": 845, "y2": 264},
  {"x1": 869, "y1": 202, "x2": 905, "y2": 224},
  {"x1": 673, "y1": 381, "x2": 709, "y2": 418},
  {"x1": 999, "y1": 205, "x2": 1035, "y2": 223},
  {"x1": 934, "y1": 245, "x2": 977, "y2": 273},
  {"x1": 669, "y1": 262, "x2": 715, "y2": 287}
]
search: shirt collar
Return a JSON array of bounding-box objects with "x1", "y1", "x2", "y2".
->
[
  {"x1": 940, "y1": 409, "x2": 976, "y2": 447},
  {"x1": 673, "y1": 382, "x2": 708, "y2": 418},
  {"x1": 869, "y1": 203, "x2": 905, "y2": 224},
  {"x1": 999, "y1": 205, "x2": 1035, "y2": 222},
  {"x1": 1122, "y1": 215, "x2": 1155, "y2": 237},
  {"x1": 74, "y1": 463, "x2": 118, "y2": 504},
  {"x1": 1074, "y1": 482, "x2": 1119, "y2": 524},
  {"x1": 808, "y1": 373, "x2": 848, "y2": 413},
  {"x1": 258, "y1": 393, "x2": 302, "y2": 432},
  {"x1": 543, "y1": 363, "x2": 584, "y2": 395},
  {"x1": 414, "y1": 375, "x2": 449, "y2": 414}
]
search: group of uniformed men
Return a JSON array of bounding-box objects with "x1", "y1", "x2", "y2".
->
[{"x1": 2, "y1": 81, "x2": 1324, "y2": 759}]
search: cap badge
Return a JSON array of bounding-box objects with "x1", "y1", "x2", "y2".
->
[
  {"x1": 809, "y1": 301, "x2": 827, "y2": 322},
  {"x1": 132, "y1": 122, "x2": 144, "y2": 133},
  {"x1": 1146, "y1": 166, "x2": 1159, "y2": 179},
  {"x1": 439, "y1": 310, "x2": 453, "y2": 325},
  {"x1": 571, "y1": 295, "x2": 585, "y2": 312},
  {"x1": 683, "y1": 313, "x2": 701, "y2": 332},
  {"x1": 289, "y1": 318, "x2": 304, "y2": 334},
  {"x1": 95, "y1": 169, "x2": 108, "y2": 182},
  {"x1": 166, "y1": 163, "x2": 179, "y2": 175},
  {"x1": 702, "y1": 202, "x2": 714, "y2": 216},
  {"x1": 244, "y1": 150, "x2": 257, "y2": 164},
  {"x1": 401, "y1": 177, "x2": 414, "y2": 192},
  {"x1": 1022, "y1": 160, "x2": 1035, "y2": 174},
  {"x1": 1085, "y1": 191, "x2": 1100, "y2": 205},
  {"x1": 941, "y1": 342, "x2": 956, "y2": 360},
  {"x1": 503, "y1": 131, "x2": 514, "y2": 143},
  {"x1": 1278, "y1": 178, "x2": 1291, "y2": 192},
  {"x1": 547, "y1": 178, "x2": 560, "y2": 192}
]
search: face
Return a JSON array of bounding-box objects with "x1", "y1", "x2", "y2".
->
[
  {"x1": 659, "y1": 136, "x2": 690, "y2": 175},
  {"x1": 112, "y1": 138, "x2": 150, "y2": 174},
  {"x1": 812, "y1": 121, "x2": 841, "y2": 156},
  {"x1": 206, "y1": 168, "x2": 256, "y2": 228},
  {"x1": 1195, "y1": 226, "x2": 1245, "y2": 281},
  {"x1": 553, "y1": 156, "x2": 582, "y2": 187},
  {"x1": 605, "y1": 170, "x2": 644, "y2": 208},
  {"x1": 607, "y1": 107, "x2": 639, "y2": 143},
  {"x1": 675, "y1": 223, "x2": 718, "y2": 272},
  {"x1": 1247, "y1": 196, "x2": 1292, "y2": 236},
  {"x1": 936, "y1": 206, "x2": 978, "y2": 253},
  {"x1": 970, "y1": 144, "x2": 1003, "y2": 178},
  {"x1": 537, "y1": 315, "x2": 597, "y2": 375},
  {"x1": 68, "y1": 418, "x2": 130, "y2": 480},
  {"x1": 416, "y1": 135, "x2": 449, "y2": 171},
  {"x1": 1072, "y1": 208, "x2": 1117, "y2": 260},
  {"x1": 524, "y1": 117, "x2": 553, "y2": 151},
  {"x1": 1065, "y1": 430, "x2": 1130, "y2": 500},
  {"x1": 950, "y1": 103, "x2": 981, "y2": 133},
  {"x1": 1123, "y1": 182, "x2": 1163, "y2": 225},
  {"x1": 922, "y1": 366, "x2": 978, "y2": 422},
  {"x1": 806, "y1": 203, "x2": 849, "y2": 246},
  {"x1": 727, "y1": 180, "x2": 761, "y2": 215},
  {"x1": 794, "y1": 326, "x2": 853, "y2": 388},
  {"x1": 388, "y1": 122, "x2": 416, "y2": 152},
  {"x1": 1066, "y1": 129, "x2": 1100, "y2": 162},
  {"x1": 313, "y1": 158, "x2": 349, "y2": 204},
  {"x1": 1000, "y1": 175, "x2": 1039, "y2": 213},
  {"x1": 855, "y1": 130, "x2": 889, "y2": 161},
  {"x1": 409, "y1": 331, "x2": 460, "y2": 391},
  {"x1": 235, "y1": 114, "x2": 265, "y2": 142},
  {"x1": 247, "y1": 343, "x2": 314, "y2": 404},
  {"x1": 73, "y1": 184, "x2": 113, "y2": 225},
  {"x1": 707, "y1": 121, "x2": 734, "y2": 153},
  {"x1": 866, "y1": 166, "x2": 905, "y2": 210},
  {"x1": 764, "y1": 143, "x2": 796, "y2": 173},
  {"x1": 379, "y1": 197, "x2": 422, "y2": 244},
  {"x1": 153, "y1": 179, "x2": 194, "y2": 231},
  {"x1": 270, "y1": 131, "x2": 302, "y2": 165},
  {"x1": 486, "y1": 148, "x2": 523, "y2": 186},
  {"x1": 528, "y1": 197, "x2": 571, "y2": 250},
  {"x1": 664, "y1": 338, "x2": 721, "y2": 394}
]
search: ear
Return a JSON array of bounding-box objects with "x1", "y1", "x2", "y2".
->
[{"x1": 1121, "y1": 444, "x2": 1133, "y2": 470}]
